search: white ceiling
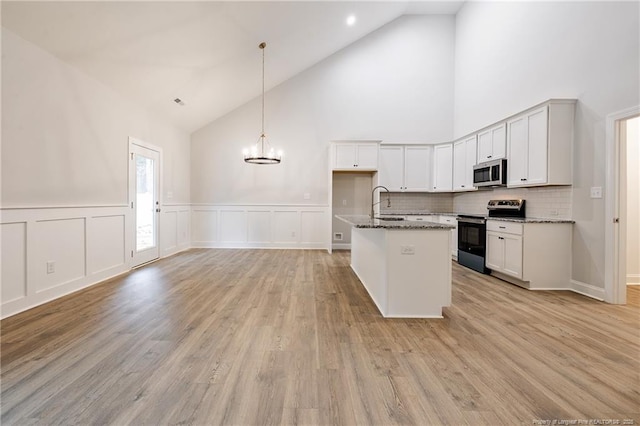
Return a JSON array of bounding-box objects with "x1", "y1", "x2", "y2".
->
[{"x1": 2, "y1": 1, "x2": 463, "y2": 133}]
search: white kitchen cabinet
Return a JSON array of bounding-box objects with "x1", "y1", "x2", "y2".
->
[
  {"x1": 453, "y1": 135, "x2": 477, "y2": 191},
  {"x1": 333, "y1": 142, "x2": 379, "y2": 170},
  {"x1": 486, "y1": 224, "x2": 523, "y2": 279},
  {"x1": 477, "y1": 123, "x2": 506, "y2": 163},
  {"x1": 486, "y1": 220, "x2": 572, "y2": 289},
  {"x1": 378, "y1": 146, "x2": 404, "y2": 190},
  {"x1": 507, "y1": 100, "x2": 575, "y2": 187},
  {"x1": 438, "y1": 215, "x2": 458, "y2": 258},
  {"x1": 432, "y1": 144, "x2": 453, "y2": 192},
  {"x1": 378, "y1": 145, "x2": 431, "y2": 191}
]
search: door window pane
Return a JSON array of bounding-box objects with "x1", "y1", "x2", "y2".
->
[{"x1": 136, "y1": 155, "x2": 155, "y2": 251}]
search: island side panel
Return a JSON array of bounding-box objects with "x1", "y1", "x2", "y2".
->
[
  {"x1": 385, "y1": 229, "x2": 452, "y2": 318},
  {"x1": 350, "y1": 228, "x2": 388, "y2": 315}
]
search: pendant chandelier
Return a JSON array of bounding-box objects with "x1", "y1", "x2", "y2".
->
[{"x1": 243, "y1": 42, "x2": 282, "y2": 165}]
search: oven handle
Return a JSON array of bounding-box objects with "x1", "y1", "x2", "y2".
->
[{"x1": 457, "y1": 217, "x2": 486, "y2": 225}]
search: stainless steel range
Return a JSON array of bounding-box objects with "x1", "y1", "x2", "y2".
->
[{"x1": 457, "y1": 199, "x2": 526, "y2": 273}]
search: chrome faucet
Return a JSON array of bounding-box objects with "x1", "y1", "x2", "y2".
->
[{"x1": 371, "y1": 186, "x2": 391, "y2": 218}]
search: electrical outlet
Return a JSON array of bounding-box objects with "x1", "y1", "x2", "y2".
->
[
  {"x1": 590, "y1": 187, "x2": 603, "y2": 199},
  {"x1": 401, "y1": 245, "x2": 415, "y2": 255},
  {"x1": 303, "y1": 193, "x2": 311, "y2": 200},
  {"x1": 549, "y1": 210, "x2": 559, "y2": 216},
  {"x1": 334, "y1": 232, "x2": 343, "y2": 241},
  {"x1": 291, "y1": 231, "x2": 296, "y2": 237},
  {"x1": 46, "y1": 261, "x2": 55, "y2": 274},
  {"x1": 342, "y1": 199, "x2": 347, "y2": 206}
]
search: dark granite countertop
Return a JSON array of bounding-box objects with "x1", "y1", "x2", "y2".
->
[
  {"x1": 486, "y1": 217, "x2": 575, "y2": 224},
  {"x1": 335, "y1": 215, "x2": 454, "y2": 230},
  {"x1": 380, "y1": 212, "x2": 574, "y2": 224}
]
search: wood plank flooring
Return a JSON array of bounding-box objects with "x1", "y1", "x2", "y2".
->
[{"x1": 2, "y1": 249, "x2": 639, "y2": 425}]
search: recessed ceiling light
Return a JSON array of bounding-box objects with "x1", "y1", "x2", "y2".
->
[{"x1": 346, "y1": 15, "x2": 356, "y2": 26}]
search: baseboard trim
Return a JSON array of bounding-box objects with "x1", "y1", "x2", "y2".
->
[
  {"x1": 570, "y1": 279, "x2": 605, "y2": 301},
  {"x1": 627, "y1": 274, "x2": 640, "y2": 285},
  {"x1": 332, "y1": 243, "x2": 351, "y2": 250}
]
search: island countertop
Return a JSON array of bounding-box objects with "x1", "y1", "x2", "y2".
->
[{"x1": 335, "y1": 215, "x2": 454, "y2": 230}]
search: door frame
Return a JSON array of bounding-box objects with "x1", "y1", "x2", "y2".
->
[
  {"x1": 604, "y1": 105, "x2": 639, "y2": 304},
  {"x1": 128, "y1": 137, "x2": 163, "y2": 268}
]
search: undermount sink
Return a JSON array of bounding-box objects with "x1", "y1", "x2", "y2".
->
[{"x1": 375, "y1": 216, "x2": 405, "y2": 221}]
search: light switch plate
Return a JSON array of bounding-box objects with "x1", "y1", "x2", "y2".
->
[{"x1": 590, "y1": 187, "x2": 603, "y2": 199}]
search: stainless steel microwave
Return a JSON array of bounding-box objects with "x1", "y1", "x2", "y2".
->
[{"x1": 473, "y1": 159, "x2": 507, "y2": 187}]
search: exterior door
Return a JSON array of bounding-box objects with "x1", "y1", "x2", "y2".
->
[{"x1": 130, "y1": 142, "x2": 160, "y2": 267}]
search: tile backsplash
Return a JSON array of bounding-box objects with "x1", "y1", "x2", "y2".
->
[
  {"x1": 380, "y1": 186, "x2": 572, "y2": 219},
  {"x1": 453, "y1": 186, "x2": 572, "y2": 218},
  {"x1": 380, "y1": 192, "x2": 453, "y2": 213}
]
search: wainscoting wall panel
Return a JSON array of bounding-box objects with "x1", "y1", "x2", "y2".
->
[
  {"x1": 161, "y1": 204, "x2": 191, "y2": 258},
  {"x1": 191, "y1": 205, "x2": 329, "y2": 249},
  {"x1": 1, "y1": 222, "x2": 27, "y2": 304},
  {"x1": 35, "y1": 217, "x2": 86, "y2": 293},
  {"x1": 88, "y1": 214, "x2": 126, "y2": 275},
  {"x1": 1, "y1": 203, "x2": 191, "y2": 319}
]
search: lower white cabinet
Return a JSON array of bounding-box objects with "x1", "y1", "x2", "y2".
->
[
  {"x1": 405, "y1": 215, "x2": 457, "y2": 258},
  {"x1": 486, "y1": 223, "x2": 523, "y2": 278},
  {"x1": 485, "y1": 220, "x2": 572, "y2": 289},
  {"x1": 438, "y1": 216, "x2": 458, "y2": 258}
]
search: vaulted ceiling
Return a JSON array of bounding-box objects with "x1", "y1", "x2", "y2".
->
[{"x1": 2, "y1": 1, "x2": 463, "y2": 133}]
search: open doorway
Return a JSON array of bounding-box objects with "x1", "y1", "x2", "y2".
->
[{"x1": 605, "y1": 106, "x2": 640, "y2": 304}]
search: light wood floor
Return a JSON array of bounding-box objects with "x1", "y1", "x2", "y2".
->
[{"x1": 2, "y1": 249, "x2": 639, "y2": 425}]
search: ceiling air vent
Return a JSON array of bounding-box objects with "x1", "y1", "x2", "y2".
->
[{"x1": 173, "y1": 98, "x2": 185, "y2": 106}]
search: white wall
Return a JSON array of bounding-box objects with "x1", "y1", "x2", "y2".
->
[
  {"x1": 627, "y1": 116, "x2": 640, "y2": 284},
  {"x1": 453, "y1": 1, "x2": 640, "y2": 290},
  {"x1": 1, "y1": 28, "x2": 191, "y2": 318},
  {"x1": 1, "y1": 28, "x2": 191, "y2": 207},
  {"x1": 191, "y1": 15, "x2": 455, "y2": 206}
]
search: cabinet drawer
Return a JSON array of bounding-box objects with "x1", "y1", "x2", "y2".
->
[
  {"x1": 439, "y1": 216, "x2": 457, "y2": 225},
  {"x1": 487, "y1": 220, "x2": 523, "y2": 235},
  {"x1": 405, "y1": 216, "x2": 436, "y2": 222}
]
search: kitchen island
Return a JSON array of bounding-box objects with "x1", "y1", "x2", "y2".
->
[{"x1": 336, "y1": 215, "x2": 454, "y2": 318}]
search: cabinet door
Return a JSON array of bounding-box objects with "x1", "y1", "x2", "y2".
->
[
  {"x1": 432, "y1": 144, "x2": 453, "y2": 192},
  {"x1": 503, "y1": 234, "x2": 523, "y2": 278},
  {"x1": 356, "y1": 144, "x2": 378, "y2": 169},
  {"x1": 463, "y1": 136, "x2": 477, "y2": 189},
  {"x1": 334, "y1": 144, "x2": 357, "y2": 169},
  {"x1": 507, "y1": 116, "x2": 528, "y2": 186},
  {"x1": 485, "y1": 232, "x2": 505, "y2": 271},
  {"x1": 439, "y1": 216, "x2": 458, "y2": 256},
  {"x1": 477, "y1": 130, "x2": 493, "y2": 163},
  {"x1": 452, "y1": 140, "x2": 466, "y2": 190},
  {"x1": 404, "y1": 146, "x2": 431, "y2": 191},
  {"x1": 491, "y1": 124, "x2": 506, "y2": 160},
  {"x1": 526, "y1": 107, "x2": 548, "y2": 185},
  {"x1": 378, "y1": 146, "x2": 404, "y2": 191}
]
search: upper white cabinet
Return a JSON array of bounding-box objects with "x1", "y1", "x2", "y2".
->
[
  {"x1": 477, "y1": 123, "x2": 506, "y2": 163},
  {"x1": 453, "y1": 135, "x2": 477, "y2": 191},
  {"x1": 378, "y1": 145, "x2": 431, "y2": 191},
  {"x1": 432, "y1": 143, "x2": 453, "y2": 192},
  {"x1": 507, "y1": 100, "x2": 575, "y2": 187},
  {"x1": 333, "y1": 141, "x2": 379, "y2": 170}
]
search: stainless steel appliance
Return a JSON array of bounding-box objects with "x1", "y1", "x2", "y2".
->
[
  {"x1": 473, "y1": 159, "x2": 507, "y2": 187},
  {"x1": 457, "y1": 199, "x2": 526, "y2": 273}
]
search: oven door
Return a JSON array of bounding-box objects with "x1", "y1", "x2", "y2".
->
[{"x1": 458, "y1": 218, "x2": 486, "y2": 257}]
